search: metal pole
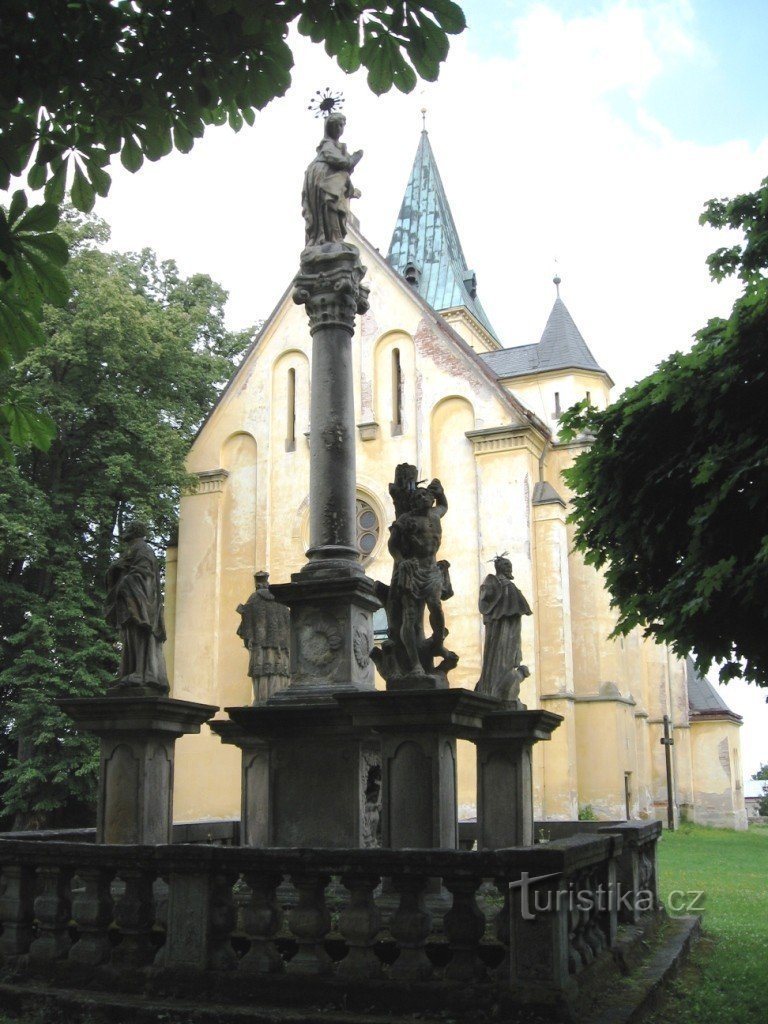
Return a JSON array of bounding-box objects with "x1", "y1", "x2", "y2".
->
[{"x1": 660, "y1": 714, "x2": 675, "y2": 831}]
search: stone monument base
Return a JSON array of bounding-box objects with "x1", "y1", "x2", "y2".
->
[
  {"x1": 58, "y1": 696, "x2": 217, "y2": 845},
  {"x1": 211, "y1": 703, "x2": 380, "y2": 849}
]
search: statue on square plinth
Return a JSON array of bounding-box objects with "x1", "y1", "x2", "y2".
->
[
  {"x1": 105, "y1": 521, "x2": 169, "y2": 695},
  {"x1": 474, "y1": 554, "x2": 532, "y2": 705},
  {"x1": 371, "y1": 463, "x2": 458, "y2": 689},
  {"x1": 236, "y1": 571, "x2": 291, "y2": 704}
]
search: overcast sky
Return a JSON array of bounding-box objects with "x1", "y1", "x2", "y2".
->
[{"x1": 43, "y1": 0, "x2": 768, "y2": 783}]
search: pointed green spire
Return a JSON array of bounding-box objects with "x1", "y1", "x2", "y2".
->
[{"x1": 387, "y1": 130, "x2": 498, "y2": 340}]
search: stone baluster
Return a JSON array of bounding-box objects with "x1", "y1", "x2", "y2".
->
[
  {"x1": 443, "y1": 876, "x2": 486, "y2": 981},
  {"x1": 0, "y1": 864, "x2": 36, "y2": 957},
  {"x1": 286, "y1": 873, "x2": 332, "y2": 975},
  {"x1": 239, "y1": 871, "x2": 284, "y2": 974},
  {"x1": 207, "y1": 869, "x2": 238, "y2": 971},
  {"x1": 492, "y1": 878, "x2": 511, "y2": 979},
  {"x1": 337, "y1": 872, "x2": 382, "y2": 979},
  {"x1": 508, "y1": 873, "x2": 576, "y2": 1001},
  {"x1": 29, "y1": 865, "x2": 73, "y2": 965},
  {"x1": 568, "y1": 874, "x2": 594, "y2": 971},
  {"x1": 69, "y1": 865, "x2": 115, "y2": 966},
  {"x1": 389, "y1": 875, "x2": 433, "y2": 981},
  {"x1": 584, "y1": 870, "x2": 608, "y2": 958},
  {"x1": 112, "y1": 865, "x2": 156, "y2": 968}
]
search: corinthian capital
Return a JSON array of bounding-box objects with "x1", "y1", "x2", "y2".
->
[{"x1": 293, "y1": 242, "x2": 370, "y2": 336}]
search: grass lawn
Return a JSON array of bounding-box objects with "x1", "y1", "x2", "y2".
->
[{"x1": 647, "y1": 821, "x2": 768, "y2": 1024}]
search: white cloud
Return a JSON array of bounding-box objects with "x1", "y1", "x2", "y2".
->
[{"x1": 96, "y1": 2, "x2": 767, "y2": 396}]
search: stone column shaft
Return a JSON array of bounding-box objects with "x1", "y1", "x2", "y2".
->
[
  {"x1": 293, "y1": 242, "x2": 370, "y2": 578},
  {"x1": 308, "y1": 325, "x2": 357, "y2": 562}
]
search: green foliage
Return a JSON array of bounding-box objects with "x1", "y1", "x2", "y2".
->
[
  {"x1": 0, "y1": 212, "x2": 250, "y2": 827},
  {"x1": 752, "y1": 763, "x2": 768, "y2": 817},
  {"x1": 0, "y1": 192, "x2": 70, "y2": 456},
  {"x1": 578, "y1": 804, "x2": 598, "y2": 821},
  {"x1": 560, "y1": 176, "x2": 768, "y2": 687},
  {"x1": 0, "y1": 1, "x2": 466, "y2": 452}
]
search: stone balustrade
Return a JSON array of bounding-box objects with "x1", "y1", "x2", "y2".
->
[{"x1": 0, "y1": 829, "x2": 661, "y2": 1012}]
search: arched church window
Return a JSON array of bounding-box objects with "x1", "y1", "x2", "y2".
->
[
  {"x1": 391, "y1": 348, "x2": 403, "y2": 435},
  {"x1": 356, "y1": 498, "x2": 380, "y2": 557},
  {"x1": 286, "y1": 368, "x2": 296, "y2": 451}
]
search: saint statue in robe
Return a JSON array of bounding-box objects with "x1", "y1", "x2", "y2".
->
[
  {"x1": 475, "y1": 555, "x2": 532, "y2": 703},
  {"x1": 236, "y1": 571, "x2": 291, "y2": 704},
  {"x1": 105, "y1": 521, "x2": 169, "y2": 693}
]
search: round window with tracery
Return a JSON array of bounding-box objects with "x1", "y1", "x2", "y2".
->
[{"x1": 356, "y1": 498, "x2": 380, "y2": 558}]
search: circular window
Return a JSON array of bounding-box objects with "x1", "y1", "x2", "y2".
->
[{"x1": 356, "y1": 499, "x2": 380, "y2": 559}]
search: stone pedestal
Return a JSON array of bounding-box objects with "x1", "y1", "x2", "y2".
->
[
  {"x1": 339, "y1": 690, "x2": 499, "y2": 850},
  {"x1": 58, "y1": 697, "x2": 217, "y2": 844},
  {"x1": 268, "y1": 574, "x2": 379, "y2": 704},
  {"x1": 475, "y1": 709, "x2": 562, "y2": 848},
  {"x1": 211, "y1": 705, "x2": 380, "y2": 848}
]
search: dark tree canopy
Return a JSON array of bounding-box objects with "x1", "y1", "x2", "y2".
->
[
  {"x1": 0, "y1": 212, "x2": 251, "y2": 827},
  {"x1": 0, "y1": 0, "x2": 466, "y2": 452},
  {"x1": 561, "y1": 177, "x2": 768, "y2": 688}
]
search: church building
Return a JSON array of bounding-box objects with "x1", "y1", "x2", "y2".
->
[{"x1": 165, "y1": 129, "x2": 747, "y2": 831}]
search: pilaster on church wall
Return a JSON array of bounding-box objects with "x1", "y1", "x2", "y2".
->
[
  {"x1": 533, "y1": 488, "x2": 578, "y2": 820},
  {"x1": 163, "y1": 545, "x2": 178, "y2": 687},
  {"x1": 173, "y1": 469, "x2": 228, "y2": 705},
  {"x1": 466, "y1": 425, "x2": 546, "y2": 708}
]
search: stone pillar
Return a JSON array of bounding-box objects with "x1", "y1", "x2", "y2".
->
[
  {"x1": 338, "y1": 690, "x2": 498, "y2": 850},
  {"x1": 292, "y1": 242, "x2": 369, "y2": 578},
  {"x1": 475, "y1": 710, "x2": 562, "y2": 848},
  {"x1": 58, "y1": 697, "x2": 217, "y2": 844}
]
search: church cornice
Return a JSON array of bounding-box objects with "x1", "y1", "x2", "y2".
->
[
  {"x1": 440, "y1": 307, "x2": 502, "y2": 352},
  {"x1": 465, "y1": 424, "x2": 548, "y2": 460},
  {"x1": 498, "y1": 366, "x2": 613, "y2": 388},
  {"x1": 185, "y1": 468, "x2": 229, "y2": 496}
]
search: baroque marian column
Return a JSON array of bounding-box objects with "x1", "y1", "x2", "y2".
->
[
  {"x1": 265, "y1": 109, "x2": 379, "y2": 704},
  {"x1": 212, "y1": 111, "x2": 380, "y2": 846}
]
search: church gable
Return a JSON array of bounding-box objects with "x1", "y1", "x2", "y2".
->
[{"x1": 188, "y1": 222, "x2": 544, "y2": 482}]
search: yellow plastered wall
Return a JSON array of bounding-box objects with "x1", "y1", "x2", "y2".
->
[{"x1": 689, "y1": 719, "x2": 748, "y2": 830}]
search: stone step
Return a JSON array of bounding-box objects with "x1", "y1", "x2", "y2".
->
[{"x1": 580, "y1": 914, "x2": 702, "y2": 1024}]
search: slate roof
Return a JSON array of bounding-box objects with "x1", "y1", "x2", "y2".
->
[
  {"x1": 686, "y1": 658, "x2": 741, "y2": 720},
  {"x1": 387, "y1": 130, "x2": 498, "y2": 341},
  {"x1": 480, "y1": 291, "x2": 609, "y2": 381}
]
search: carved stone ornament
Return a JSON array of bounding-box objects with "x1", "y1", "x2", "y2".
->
[
  {"x1": 293, "y1": 245, "x2": 370, "y2": 336},
  {"x1": 353, "y1": 626, "x2": 371, "y2": 669},
  {"x1": 296, "y1": 609, "x2": 343, "y2": 676}
]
